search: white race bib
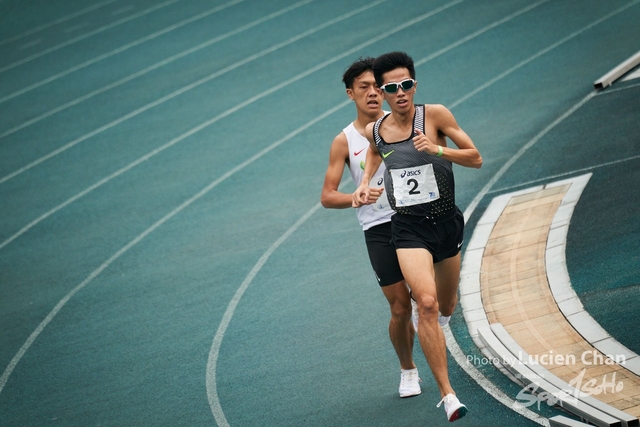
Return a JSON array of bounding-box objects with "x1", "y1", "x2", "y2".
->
[{"x1": 390, "y1": 164, "x2": 439, "y2": 207}]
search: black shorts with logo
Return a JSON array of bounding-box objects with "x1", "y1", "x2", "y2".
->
[
  {"x1": 390, "y1": 207, "x2": 464, "y2": 263},
  {"x1": 363, "y1": 221, "x2": 404, "y2": 287}
]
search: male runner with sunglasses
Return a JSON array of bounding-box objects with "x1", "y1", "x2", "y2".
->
[
  {"x1": 354, "y1": 51, "x2": 482, "y2": 422},
  {"x1": 320, "y1": 57, "x2": 422, "y2": 398}
]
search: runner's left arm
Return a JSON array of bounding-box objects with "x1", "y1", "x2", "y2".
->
[{"x1": 421, "y1": 104, "x2": 482, "y2": 169}]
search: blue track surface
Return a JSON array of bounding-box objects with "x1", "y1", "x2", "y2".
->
[{"x1": 0, "y1": 0, "x2": 638, "y2": 425}]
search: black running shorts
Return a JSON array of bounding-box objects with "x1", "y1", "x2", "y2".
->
[
  {"x1": 363, "y1": 221, "x2": 404, "y2": 287},
  {"x1": 390, "y1": 207, "x2": 464, "y2": 263}
]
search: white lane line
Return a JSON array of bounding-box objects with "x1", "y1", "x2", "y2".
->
[
  {"x1": 488, "y1": 154, "x2": 640, "y2": 195},
  {"x1": 206, "y1": 2, "x2": 640, "y2": 424},
  {"x1": 18, "y1": 39, "x2": 42, "y2": 50},
  {"x1": 0, "y1": 0, "x2": 182, "y2": 75},
  {"x1": 444, "y1": 326, "x2": 550, "y2": 426},
  {"x1": 450, "y1": 0, "x2": 640, "y2": 418},
  {"x1": 456, "y1": 95, "x2": 598, "y2": 363},
  {"x1": 0, "y1": 99, "x2": 351, "y2": 396},
  {"x1": 462, "y1": 92, "x2": 596, "y2": 222},
  {"x1": 0, "y1": 0, "x2": 300, "y2": 142},
  {"x1": 206, "y1": 202, "x2": 325, "y2": 427},
  {"x1": 0, "y1": 0, "x2": 246, "y2": 106},
  {"x1": 0, "y1": 0, "x2": 390, "y2": 249},
  {"x1": 0, "y1": 0, "x2": 118, "y2": 46},
  {"x1": 63, "y1": 22, "x2": 90, "y2": 33},
  {"x1": 416, "y1": 1, "x2": 640, "y2": 423},
  {"x1": 452, "y1": 0, "x2": 640, "y2": 216},
  {"x1": 205, "y1": 160, "x2": 371, "y2": 427},
  {"x1": 111, "y1": 5, "x2": 135, "y2": 16},
  {"x1": 415, "y1": 0, "x2": 551, "y2": 68},
  {"x1": 0, "y1": 0, "x2": 376, "y2": 186},
  {"x1": 203, "y1": 210, "x2": 546, "y2": 427},
  {"x1": 6, "y1": 0, "x2": 631, "y2": 423},
  {"x1": 206, "y1": 3, "x2": 568, "y2": 425},
  {"x1": 0, "y1": 0, "x2": 460, "y2": 405},
  {"x1": 596, "y1": 80, "x2": 640, "y2": 94},
  {"x1": 424, "y1": 5, "x2": 570, "y2": 424},
  {"x1": 458, "y1": 93, "x2": 596, "y2": 348},
  {"x1": 459, "y1": 91, "x2": 597, "y2": 344},
  {"x1": 415, "y1": 0, "x2": 627, "y2": 421},
  {"x1": 449, "y1": 0, "x2": 640, "y2": 110}
]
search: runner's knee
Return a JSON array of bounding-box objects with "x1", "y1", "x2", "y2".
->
[
  {"x1": 389, "y1": 298, "x2": 411, "y2": 321},
  {"x1": 415, "y1": 293, "x2": 439, "y2": 317}
]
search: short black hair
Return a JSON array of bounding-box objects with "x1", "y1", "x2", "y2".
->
[
  {"x1": 372, "y1": 51, "x2": 415, "y2": 87},
  {"x1": 342, "y1": 57, "x2": 375, "y2": 89}
]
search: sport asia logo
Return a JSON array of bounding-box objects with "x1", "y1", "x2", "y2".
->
[
  {"x1": 467, "y1": 351, "x2": 626, "y2": 410},
  {"x1": 400, "y1": 169, "x2": 421, "y2": 178},
  {"x1": 514, "y1": 369, "x2": 624, "y2": 410},
  {"x1": 512, "y1": 351, "x2": 626, "y2": 410}
]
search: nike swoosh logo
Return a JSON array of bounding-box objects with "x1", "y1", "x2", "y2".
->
[
  {"x1": 354, "y1": 148, "x2": 366, "y2": 156},
  {"x1": 382, "y1": 150, "x2": 394, "y2": 159}
]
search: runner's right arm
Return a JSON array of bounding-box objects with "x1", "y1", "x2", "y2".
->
[{"x1": 321, "y1": 132, "x2": 353, "y2": 209}]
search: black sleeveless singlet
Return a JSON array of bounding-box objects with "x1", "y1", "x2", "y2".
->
[{"x1": 373, "y1": 104, "x2": 457, "y2": 219}]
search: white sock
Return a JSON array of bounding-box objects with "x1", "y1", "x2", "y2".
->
[{"x1": 438, "y1": 315, "x2": 451, "y2": 327}]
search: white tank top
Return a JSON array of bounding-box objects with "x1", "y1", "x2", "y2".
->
[{"x1": 344, "y1": 121, "x2": 394, "y2": 231}]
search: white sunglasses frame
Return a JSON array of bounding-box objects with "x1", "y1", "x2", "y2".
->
[{"x1": 379, "y1": 78, "x2": 416, "y2": 94}]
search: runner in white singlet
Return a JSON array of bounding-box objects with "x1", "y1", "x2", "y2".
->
[{"x1": 321, "y1": 57, "x2": 422, "y2": 398}]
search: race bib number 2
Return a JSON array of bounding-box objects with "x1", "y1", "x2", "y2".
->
[{"x1": 390, "y1": 164, "x2": 439, "y2": 207}]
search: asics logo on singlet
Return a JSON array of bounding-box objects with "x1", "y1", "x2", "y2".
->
[
  {"x1": 400, "y1": 169, "x2": 421, "y2": 178},
  {"x1": 377, "y1": 178, "x2": 383, "y2": 185}
]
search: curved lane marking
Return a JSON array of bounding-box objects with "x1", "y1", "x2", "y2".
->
[{"x1": 0, "y1": 101, "x2": 350, "y2": 395}]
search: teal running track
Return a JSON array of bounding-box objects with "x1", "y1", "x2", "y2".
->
[{"x1": 0, "y1": 0, "x2": 638, "y2": 425}]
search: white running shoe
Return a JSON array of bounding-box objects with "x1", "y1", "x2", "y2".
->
[
  {"x1": 398, "y1": 368, "x2": 421, "y2": 398},
  {"x1": 438, "y1": 314, "x2": 451, "y2": 327},
  {"x1": 411, "y1": 298, "x2": 419, "y2": 332},
  {"x1": 437, "y1": 393, "x2": 467, "y2": 422}
]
